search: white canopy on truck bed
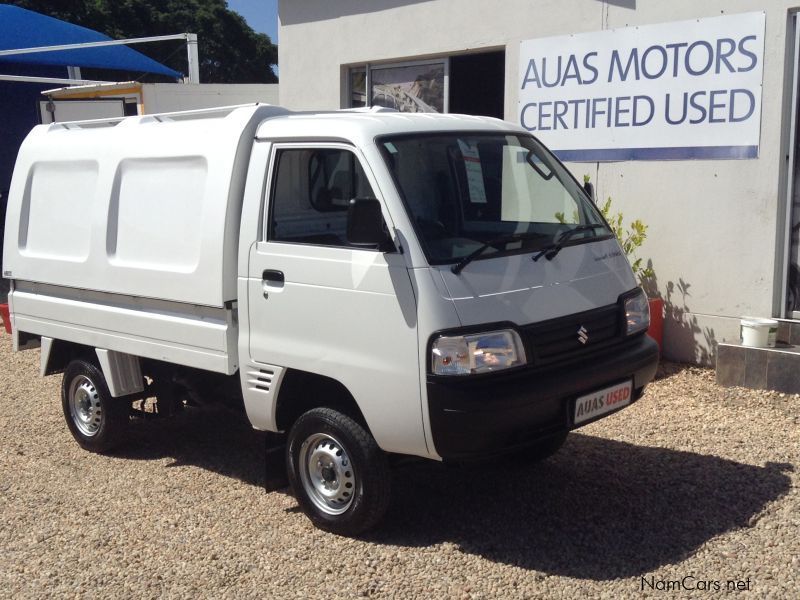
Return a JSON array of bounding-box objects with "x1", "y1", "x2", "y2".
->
[{"x1": 3, "y1": 104, "x2": 287, "y2": 307}]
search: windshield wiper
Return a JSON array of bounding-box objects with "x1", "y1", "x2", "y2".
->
[
  {"x1": 451, "y1": 232, "x2": 548, "y2": 275},
  {"x1": 532, "y1": 224, "x2": 607, "y2": 262}
]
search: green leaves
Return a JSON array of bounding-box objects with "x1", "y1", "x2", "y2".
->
[{"x1": 595, "y1": 184, "x2": 654, "y2": 283}]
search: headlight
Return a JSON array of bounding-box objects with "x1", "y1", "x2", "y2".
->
[
  {"x1": 624, "y1": 288, "x2": 650, "y2": 335},
  {"x1": 431, "y1": 329, "x2": 526, "y2": 375}
]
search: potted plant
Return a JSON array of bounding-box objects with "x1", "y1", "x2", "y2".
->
[{"x1": 588, "y1": 177, "x2": 664, "y2": 350}]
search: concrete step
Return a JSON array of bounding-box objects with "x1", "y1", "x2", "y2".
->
[
  {"x1": 776, "y1": 319, "x2": 800, "y2": 346},
  {"x1": 717, "y1": 342, "x2": 800, "y2": 393}
]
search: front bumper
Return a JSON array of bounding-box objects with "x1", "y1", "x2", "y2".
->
[{"x1": 426, "y1": 334, "x2": 659, "y2": 460}]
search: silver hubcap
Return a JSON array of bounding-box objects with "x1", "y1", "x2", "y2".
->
[
  {"x1": 298, "y1": 433, "x2": 356, "y2": 515},
  {"x1": 69, "y1": 376, "x2": 102, "y2": 437}
]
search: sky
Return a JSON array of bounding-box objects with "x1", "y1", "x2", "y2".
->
[{"x1": 227, "y1": 0, "x2": 278, "y2": 42}]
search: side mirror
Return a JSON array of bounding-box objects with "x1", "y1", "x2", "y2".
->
[
  {"x1": 583, "y1": 181, "x2": 595, "y2": 203},
  {"x1": 346, "y1": 198, "x2": 394, "y2": 251}
]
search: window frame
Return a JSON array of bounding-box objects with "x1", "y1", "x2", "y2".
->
[
  {"x1": 347, "y1": 58, "x2": 450, "y2": 113},
  {"x1": 263, "y1": 141, "x2": 388, "y2": 252},
  {"x1": 349, "y1": 67, "x2": 367, "y2": 108}
]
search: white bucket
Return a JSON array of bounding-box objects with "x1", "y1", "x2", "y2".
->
[{"x1": 740, "y1": 317, "x2": 778, "y2": 348}]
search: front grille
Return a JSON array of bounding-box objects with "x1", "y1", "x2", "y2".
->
[{"x1": 521, "y1": 303, "x2": 622, "y2": 367}]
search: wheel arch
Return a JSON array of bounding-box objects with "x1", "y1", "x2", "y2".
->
[
  {"x1": 41, "y1": 337, "x2": 95, "y2": 376},
  {"x1": 275, "y1": 369, "x2": 369, "y2": 433},
  {"x1": 41, "y1": 339, "x2": 143, "y2": 398}
]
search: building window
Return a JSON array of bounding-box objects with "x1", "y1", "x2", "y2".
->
[
  {"x1": 350, "y1": 68, "x2": 367, "y2": 108},
  {"x1": 349, "y1": 59, "x2": 449, "y2": 113},
  {"x1": 348, "y1": 50, "x2": 505, "y2": 119}
]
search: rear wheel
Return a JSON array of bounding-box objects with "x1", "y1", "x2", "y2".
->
[
  {"x1": 61, "y1": 358, "x2": 129, "y2": 453},
  {"x1": 286, "y1": 408, "x2": 390, "y2": 536}
]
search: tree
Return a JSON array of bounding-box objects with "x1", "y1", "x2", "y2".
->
[{"x1": 9, "y1": 0, "x2": 278, "y2": 83}]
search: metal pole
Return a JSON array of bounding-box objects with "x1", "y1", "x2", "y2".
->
[
  {"x1": 0, "y1": 74, "x2": 109, "y2": 85},
  {"x1": 0, "y1": 34, "x2": 192, "y2": 57},
  {"x1": 0, "y1": 33, "x2": 199, "y2": 84},
  {"x1": 186, "y1": 33, "x2": 200, "y2": 84}
]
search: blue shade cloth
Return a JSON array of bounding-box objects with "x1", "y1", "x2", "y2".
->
[{"x1": 0, "y1": 5, "x2": 182, "y2": 78}]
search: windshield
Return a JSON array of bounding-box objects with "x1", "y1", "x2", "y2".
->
[{"x1": 379, "y1": 132, "x2": 612, "y2": 265}]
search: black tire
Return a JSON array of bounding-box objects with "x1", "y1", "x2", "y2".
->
[
  {"x1": 61, "y1": 358, "x2": 129, "y2": 453},
  {"x1": 286, "y1": 408, "x2": 390, "y2": 536}
]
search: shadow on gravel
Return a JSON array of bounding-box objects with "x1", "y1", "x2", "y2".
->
[
  {"x1": 109, "y1": 408, "x2": 792, "y2": 581},
  {"x1": 372, "y1": 434, "x2": 793, "y2": 580},
  {"x1": 108, "y1": 407, "x2": 270, "y2": 489}
]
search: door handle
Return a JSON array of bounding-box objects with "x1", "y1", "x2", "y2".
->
[
  {"x1": 262, "y1": 270, "x2": 284, "y2": 298},
  {"x1": 262, "y1": 270, "x2": 284, "y2": 285}
]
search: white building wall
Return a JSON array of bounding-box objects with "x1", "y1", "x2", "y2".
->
[
  {"x1": 278, "y1": 0, "x2": 799, "y2": 364},
  {"x1": 143, "y1": 83, "x2": 280, "y2": 113}
]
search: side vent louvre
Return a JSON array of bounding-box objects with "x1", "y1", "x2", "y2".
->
[{"x1": 247, "y1": 367, "x2": 274, "y2": 394}]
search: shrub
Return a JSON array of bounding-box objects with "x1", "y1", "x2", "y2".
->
[{"x1": 587, "y1": 176, "x2": 654, "y2": 284}]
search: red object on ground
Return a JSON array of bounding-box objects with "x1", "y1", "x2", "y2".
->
[
  {"x1": 647, "y1": 297, "x2": 664, "y2": 352},
  {"x1": 0, "y1": 303, "x2": 10, "y2": 334}
]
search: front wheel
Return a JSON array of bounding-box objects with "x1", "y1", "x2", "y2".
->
[
  {"x1": 61, "y1": 358, "x2": 129, "y2": 453},
  {"x1": 286, "y1": 408, "x2": 390, "y2": 536}
]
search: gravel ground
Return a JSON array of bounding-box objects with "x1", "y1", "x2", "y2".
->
[{"x1": 1, "y1": 337, "x2": 798, "y2": 599}]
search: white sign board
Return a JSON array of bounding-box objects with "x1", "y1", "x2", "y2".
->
[{"x1": 517, "y1": 12, "x2": 765, "y2": 161}]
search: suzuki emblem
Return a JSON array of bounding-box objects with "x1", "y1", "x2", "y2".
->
[{"x1": 577, "y1": 326, "x2": 589, "y2": 345}]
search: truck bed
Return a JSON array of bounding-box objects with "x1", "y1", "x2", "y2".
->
[{"x1": 11, "y1": 281, "x2": 238, "y2": 374}]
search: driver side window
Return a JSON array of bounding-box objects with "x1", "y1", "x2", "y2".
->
[{"x1": 269, "y1": 147, "x2": 377, "y2": 247}]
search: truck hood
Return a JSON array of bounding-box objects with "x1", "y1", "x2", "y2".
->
[{"x1": 434, "y1": 237, "x2": 637, "y2": 327}]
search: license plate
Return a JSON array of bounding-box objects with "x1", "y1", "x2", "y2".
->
[{"x1": 573, "y1": 380, "x2": 633, "y2": 425}]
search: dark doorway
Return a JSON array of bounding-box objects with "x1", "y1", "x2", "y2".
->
[{"x1": 448, "y1": 50, "x2": 505, "y2": 119}]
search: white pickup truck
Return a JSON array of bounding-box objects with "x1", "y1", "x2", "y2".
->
[{"x1": 2, "y1": 104, "x2": 658, "y2": 535}]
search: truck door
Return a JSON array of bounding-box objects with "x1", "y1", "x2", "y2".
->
[{"x1": 246, "y1": 143, "x2": 426, "y2": 457}]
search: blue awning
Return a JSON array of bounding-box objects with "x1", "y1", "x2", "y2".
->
[{"x1": 0, "y1": 5, "x2": 181, "y2": 78}]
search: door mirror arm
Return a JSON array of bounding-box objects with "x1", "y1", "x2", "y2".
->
[{"x1": 583, "y1": 181, "x2": 596, "y2": 203}]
